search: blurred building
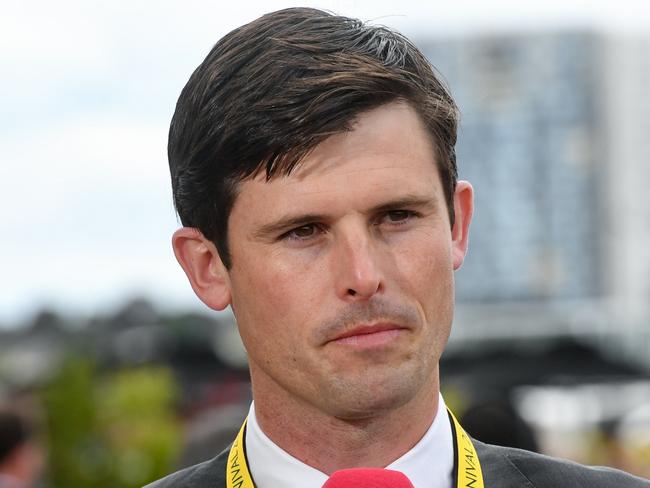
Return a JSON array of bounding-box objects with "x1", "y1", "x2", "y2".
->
[
  {"x1": 602, "y1": 36, "x2": 650, "y2": 328},
  {"x1": 419, "y1": 32, "x2": 650, "y2": 364},
  {"x1": 419, "y1": 32, "x2": 650, "y2": 470}
]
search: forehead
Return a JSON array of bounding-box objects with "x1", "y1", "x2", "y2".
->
[{"x1": 230, "y1": 102, "x2": 443, "y2": 225}]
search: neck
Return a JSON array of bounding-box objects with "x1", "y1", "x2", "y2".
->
[{"x1": 251, "y1": 366, "x2": 440, "y2": 475}]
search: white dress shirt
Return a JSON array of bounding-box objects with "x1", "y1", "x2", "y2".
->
[{"x1": 245, "y1": 393, "x2": 454, "y2": 488}]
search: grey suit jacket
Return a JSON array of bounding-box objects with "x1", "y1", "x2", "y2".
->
[{"x1": 145, "y1": 439, "x2": 649, "y2": 487}]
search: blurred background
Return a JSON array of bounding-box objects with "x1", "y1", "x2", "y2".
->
[{"x1": 1, "y1": 0, "x2": 649, "y2": 485}]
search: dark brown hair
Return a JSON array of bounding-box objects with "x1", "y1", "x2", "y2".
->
[{"x1": 169, "y1": 7, "x2": 459, "y2": 268}]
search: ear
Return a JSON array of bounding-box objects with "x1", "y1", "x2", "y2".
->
[
  {"x1": 172, "y1": 227, "x2": 232, "y2": 311},
  {"x1": 451, "y1": 180, "x2": 474, "y2": 270}
]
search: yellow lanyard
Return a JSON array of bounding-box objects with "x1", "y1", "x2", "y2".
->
[
  {"x1": 226, "y1": 419, "x2": 255, "y2": 488},
  {"x1": 448, "y1": 409, "x2": 485, "y2": 488},
  {"x1": 226, "y1": 409, "x2": 484, "y2": 488}
]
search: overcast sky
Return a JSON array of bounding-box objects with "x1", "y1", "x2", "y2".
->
[{"x1": 2, "y1": 0, "x2": 649, "y2": 325}]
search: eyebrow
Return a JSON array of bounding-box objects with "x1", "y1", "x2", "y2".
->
[
  {"x1": 252, "y1": 194, "x2": 439, "y2": 240},
  {"x1": 370, "y1": 195, "x2": 438, "y2": 215},
  {"x1": 253, "y1": 213, "x2": 328, "y2": 240}
]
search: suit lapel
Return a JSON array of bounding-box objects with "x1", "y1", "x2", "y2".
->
[{"x1": 474, "y1": 440, "x2": 535, "y2": 488}]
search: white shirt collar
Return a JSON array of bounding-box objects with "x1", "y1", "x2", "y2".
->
[{"x1": 245, "y1": 393, "x2": 454, "y2": 488}]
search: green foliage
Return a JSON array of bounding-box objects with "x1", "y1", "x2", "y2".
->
[{"x1": 42, "y1": 357, "x2": 181, "y2": 487}]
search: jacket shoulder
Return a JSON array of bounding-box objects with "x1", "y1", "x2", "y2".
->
[
  {"x1": 144, "y1": 447, "x2": 229, "y2": 488},
  {"x1": 475, "y1": 440, "x2": 650, "y2": 488}
]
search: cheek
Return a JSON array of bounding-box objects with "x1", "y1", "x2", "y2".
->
[
  {"x1": 230, "y1": 256, "x2": 320, "y2": 351},
  {"x1": 391, "y1": 231, "x2": 455, "y2": 343},
  {"x1": 392, "y1": 230, "x2": 453, "y2": 292}
]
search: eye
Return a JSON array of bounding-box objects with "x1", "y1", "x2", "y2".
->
[
  {"x1": 283, "y1": 224, "x2": 321, "y2": 241},
  {"x1": 383, "y1": 210, "x2": 414, "y2": 224}
]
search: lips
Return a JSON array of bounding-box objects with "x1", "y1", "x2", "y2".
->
[{"x1": 327, "y1": 323, "x2": 407, "y2": 346}]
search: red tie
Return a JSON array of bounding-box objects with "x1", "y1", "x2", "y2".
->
[{"x1": 321, "y1": 468, "x2": 415, "y2": 487}]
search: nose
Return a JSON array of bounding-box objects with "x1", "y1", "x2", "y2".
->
[{"x1": 333, "y1": 227, "x2": 383, "y2": 301}]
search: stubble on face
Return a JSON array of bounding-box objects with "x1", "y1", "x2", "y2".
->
[
  {"x1": 313, "y1": 297, "x2": 424, "y2": 414},
  {"x1": 242, "y1": 286, "x2": 452, "y2": 421}
]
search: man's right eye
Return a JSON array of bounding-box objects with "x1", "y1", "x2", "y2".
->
[{"x1": 283, "y1": 224, "x2": 320, "y2": 241}]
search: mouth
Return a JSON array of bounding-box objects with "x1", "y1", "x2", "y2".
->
[{"x1": 327, "y1": 323, "x2": 408, "y2": 347}]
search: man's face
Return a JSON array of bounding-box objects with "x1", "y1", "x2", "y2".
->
[{"x1": 224, "y1": 101, "x2": 472, "y2": 419}]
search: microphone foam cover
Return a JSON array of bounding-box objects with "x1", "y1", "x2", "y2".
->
[{"x1": 322, "y1": 468, "x2": 414, "y2": 487}]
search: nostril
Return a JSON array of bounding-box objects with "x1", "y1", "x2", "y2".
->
[{"x1": 347, "y1": 289, "x2": 357, "y2": 296}]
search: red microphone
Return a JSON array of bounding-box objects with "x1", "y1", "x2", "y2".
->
[{"x1": 322, "y1": 468, "x2": 414, "y2": 487}]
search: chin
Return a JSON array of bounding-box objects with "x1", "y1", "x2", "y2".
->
[{"x1": 325, "y1": 370, "x2": 432, "y2": 420}]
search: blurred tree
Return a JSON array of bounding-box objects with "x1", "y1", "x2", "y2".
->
[
  {"x1": 41, "y1": 356, "x2": 107, "y2": 487},
  {"x1": 98, "y1": 366, "x2": 181, "y2": 486},
  {"x1": 41, "y1": 356, "x2": 181, "y2": 487}
]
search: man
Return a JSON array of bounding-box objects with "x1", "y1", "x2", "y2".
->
[
  {"x1": 0, "y1": 410, "x2": 42, "y2": 488},
  {"x1": 149, "y1": 7, "x2": 649, "y2": 487}
]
